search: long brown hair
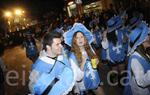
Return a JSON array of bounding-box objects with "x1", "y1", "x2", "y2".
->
[
  {"x1": 71, "y1": 31, "x2": 97, "y2": 64},
  {"x1": 136, "y1": 44, "x2": 150, "y2": 63}
]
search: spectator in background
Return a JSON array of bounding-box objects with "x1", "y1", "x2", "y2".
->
[{"x1": 23, "y1": 31, "x2": 38, "y2": 62}]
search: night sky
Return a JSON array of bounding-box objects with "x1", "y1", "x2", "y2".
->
[{"x1": 0, "y1": 0, "x2": 65, "y2": 17}]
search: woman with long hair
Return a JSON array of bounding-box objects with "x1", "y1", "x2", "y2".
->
[
  {"x1": 124, "y1": 22, "x2": 150, "y2": 95},
  {"x1": 64, "y1": 23, "x2": 104, "y2": 95}
]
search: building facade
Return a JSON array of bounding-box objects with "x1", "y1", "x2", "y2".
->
[{"x1": 66, "y1": 0, "x2": 113, "y2": 17}]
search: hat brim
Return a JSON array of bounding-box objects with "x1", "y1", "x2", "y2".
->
[
  {"x1": 107, "y1": 16, "x2": 123, "y2": 33},
  {"x1": 128, "y1": 22, "x2": 149, "y2": 55},
  {"x1": 127, "y1": 16, "x2": 143, "y2": 30},
  {"x1": 63, "y1": 23, "x2": 94, "y2": 47}
]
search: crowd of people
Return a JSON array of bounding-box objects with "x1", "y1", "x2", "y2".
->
[
  {"x1": 1, "y1": 4, "x2": 150, "y2": 95},
  {"x1": 27, "y1": 7, "x2": 150, "y2": 95}
]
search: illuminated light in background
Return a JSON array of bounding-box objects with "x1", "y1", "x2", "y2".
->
[
  {"x1": 14, "y1": 9, "x2": 22, "y2": 16},
  {"x1": 4, "y1": 11, "x2": 12, "y2": 17},
  {"x1": 68, "y1": 1, "x2": 74, "y2": 5}
]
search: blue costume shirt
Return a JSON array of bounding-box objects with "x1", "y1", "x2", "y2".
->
[{"x1": 29, "y1": 54, "x2": 75, "y2": 95}]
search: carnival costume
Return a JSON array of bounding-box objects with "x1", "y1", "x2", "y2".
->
[
  {"x1": 101, "y1": 16, "x2": 127, "y2": 65},
  {"x1": 124, "y1": 22, "x2": 150, "y2": 95},
  {"x1": 29, "y1": 50, "x2": 75, "y2": 95},
  {"x1": 63, "y1": 23, "x2": 101, "y2": 91}
]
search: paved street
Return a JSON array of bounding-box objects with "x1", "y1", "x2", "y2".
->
[
  {"x1": 2, "y1": 45, "x2": 123, "y2": 95},
  {"x1": 2, "y1": 46, "x2": 32, "y2": 95}
]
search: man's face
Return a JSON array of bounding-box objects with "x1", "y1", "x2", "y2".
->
[{"x1": 49, "y1": 38, "x2": 62, "y2": 56}]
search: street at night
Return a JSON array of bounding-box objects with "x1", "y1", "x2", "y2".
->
[
  {"x1": 0, "y1": 0, "x2": 150, "y2": 95},
  {"x1": 3, "y1": 45, "x2": 32, "y2": 95}
]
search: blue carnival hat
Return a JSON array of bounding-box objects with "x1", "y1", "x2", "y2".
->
[
  {"x1": 107, "y1": 16, "x2": 123, "y2": 33},
  {"x1": 25, "y1": 30, "x2": 33, "y2": 36},
  {"x1": 127, "y1": 14, "x2": 143, "y2": 30},
  {"x1": 63, "y1": 23, "x2": 94, "y2": 47},
  {"x1": 131, "y1": 16, "x2": 142, "y2": 25},
  {"x1": 128, "y1": 22, "x2": 149, "y2": 55}
]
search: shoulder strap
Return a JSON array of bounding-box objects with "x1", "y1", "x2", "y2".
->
[
  {"x1": 41, "y1": 78, "x2": 59, "y2": 95},
  {"x1": 41, "y1": 56, "x2": 66, "y2": 95},
  {"x1": 47, "y1": 56, "x2": 57, "y2": 74}
]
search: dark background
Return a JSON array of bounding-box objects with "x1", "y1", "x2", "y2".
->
[{"x1": 0, "y1": 0, "x2": 65, "y2": 17}]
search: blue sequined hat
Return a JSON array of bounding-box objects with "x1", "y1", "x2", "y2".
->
[
  {"x1": 63, "y1": 23, "x2": 94, "y2": 47},
  {"x1": 107, "y1": 16, "x2": 123, "y2": 33},
  {"x1": 128, "y1": 22, "x2": 149, "y2": 55}
]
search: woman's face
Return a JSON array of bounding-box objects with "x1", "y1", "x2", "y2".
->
[
  {"x1": 143, "y1": 34, "x2": 150, "y2": 55},
  {"x1": 75, "y1": 32, "x2": 86, "y2": 47}
]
